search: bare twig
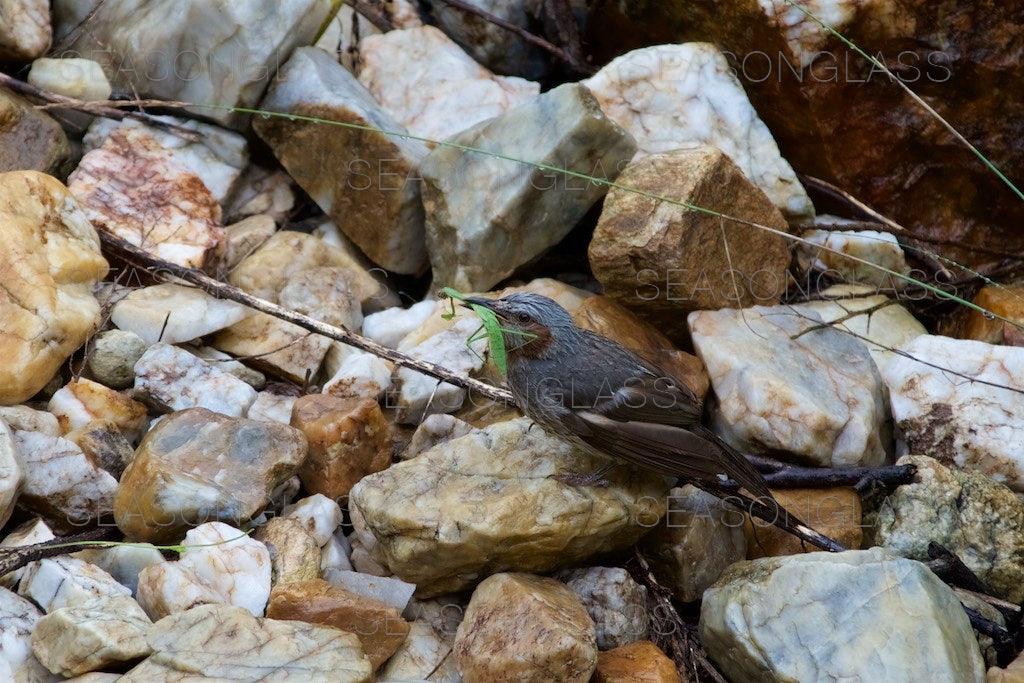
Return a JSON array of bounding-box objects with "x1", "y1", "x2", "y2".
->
[
  {"x1": 345, "y1": 0, "x2": 394, "y2": 33},
  {"x1": 0, "y1": 71, "x2": 202, "y2": 141},
  {"x1": 0, "y1": 527, "x2": 119, "y2": 576},
  {"x1": 98, "y1": 231, "x2": 514, "y2": 405},
  {"x1": 435, "y1": 0, "x2": 593, "y2": 74},
  {"x1": 746, "y1": 457, "x2": 917, "y2": 492}
]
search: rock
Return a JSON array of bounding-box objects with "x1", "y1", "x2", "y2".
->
[
  {"x1": 83, "y1": 117, "x2": 249, "y2": 206},
  {"x1": 72, "y1": 544, "x2": 164, "y2": 596},
  {"x1": 0, "y1": 0, "x2": 49, "y2": 61},
  {"x1": 52, "y1": 0, "x2": 334, "y2": 128},
  {"x1": 594, "y1": 641, "x2": 682, "y2": 683},
  {"x1": 266, "y1": 578, "x2": 410, "y2": 670},
  {"x1": 699, "y1": 548, "x2": 984, "y2": 682},
  {"x1": 557, "y1": 567, "x2": 649, "y2": 650},
  {"x1": 350, "y1": 418, "x2": 666, "y2": 595},
  {"x1": 745, "y1": 487, "x2": 863, "y2": 559},
  {"x1": 114, "y1": 408, "x2": 307, "y2": 543},
  {"x1": 68, "y1": 126, "x2": 226, "y2": 268},
  {"x1": 12, "y1": 430, "x2": 118, "y2": 532},
  {"x1": 214, "y1": 314, "x2": 332, "y2": 385},
  {"x1": 247, "y1": 391, "x2": 298, "y2": 425},
  {"x1": 392, "y1": 317, "x2": 488, "y2": 424},
  {"x1": 133, "y1": 343, "x2": 258, "y2": 418},
  {"x1": 401, "y1": 413, "x2": 478, "y2": 460},
  {"x1": 572, "y1": 296, "x2": 709, "y2": 399},
  {"x1": 0, "y1": 518, "x2": 54, "y2": 588},
  {"x1": 19, "y1": 557, "x2": 131, "y2": 612},
  {"x1": 255, "y1": 46, "x2": 429, "y2": 274},
  {"x1": 989, "y1": 650, "x2": 1024, "y2": 683},
  {"x1": 880, "y1": 336, "x2": 1024, "y2": 490},
  {"x1": 423, "y1": 0, "x2": 553, "y2": 79},
  {"x1": 224, "y1": 166, "x2": 296, "y2": 225},
  {"x1": 0, "y1": 90, "x2": 68, "y2": 174},
  {"x1": 320, "y1": 530, "x2": 353, "y2": 574},
  {"x1": 689, "y1": 303, "x2": 888, "y2": 467},
  {"x1": 136, "y1": 522, "x2": 271, "y2": 620},
  {"x1": 377, "y1": 618, "x2": 457, "y2": 683},
  {"x1": 280, "y1": 266, "x2": 364, "y2": 332},
  {"x1": 640, "y1": 485, "x2": 747, "y2": 602},
  {"x1": 362, "y1": 301, "x2": 437, "y2": 349},
  {"x1": 290, "y1": 394, "x2": 392, "y2": 499},
  {"x1": 253, "y1": 517, "x2": 321, "y2": 585},
  {"x1": 422, "y1": 82, "x2": 635, "y2": 291},
  {"x1": 357, "y1": 25, "x2": 538, "y2": 143},
  {"x1": 189, "y1": 346, "x2": 266, "y2": 389},
  {"x1": 0, "y1": 171, "x2": 107, "y2": 404},
  {"x1": 795, "y1": 291, "x2": 927, "y2": 374},
  {"x1": 876, "y1": 455, "x2": 1024, "y2": 603},
  {"x1": 120, "y1": 603, "x2": 372, "y2": 681},
  {"x1": 27, "y1": 57, "x2": 110, "y2": 101},
  {"x1": 454, "y1": 572, "x2": 597, "y2": 683},
  {"x1": 0, "y1": 588, "x2": 42, "y2": 676},
  {"x1": 960, "y1": 286, "x2": 1024, "y2": 346},
  {"x1": 323, "y1": 570, "x2": 416, "y2": 614},
  {"x1": 0, "y1": 405, "x2": 59, "y2": 435},
  {"x1": 224, "y1": 214, "x2": 276, "y2": 268},
  {"x1": 585, "y1": 43, "x2": 813, "y2": 222},
  {"x1": 85, "y1": 330, "x2": 148, "y2": 390},
  {"x1": 47, "y1": 378, "x2": 147, "y2": 440},
  {"x1": 283, "y1": 494, "x2": 343, "y2": 547},
  {"x1": 0, "y1": 418, "x2": 23, "y2": 530},
  {"x1": 322, "y1": 349, "x2": 393, "y2": 403},
  {"x1": 590, "y1": 147, "x2": 790, "y2": 343},
  {"x1": 31, "y1": 596, "x2": 151, "y2": 677},
  {"x1": 798, "y1": 223, "x2": 912, "y2": 287},
  {"x1": 110, "y1": 283, "x2": 253, "y2": 345}
]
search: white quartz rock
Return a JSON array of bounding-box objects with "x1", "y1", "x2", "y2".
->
[
  {"x1": 284, "y1": 494, "x2": 344, "y2": 547},
  {"x1": 362, "y1": 301, "x2": 437, "y2": 349},
  {"x1": 19, "y1": 557, "x2": 131, "y2": 612},
  {"x1": 111, "y1": 283, "x2": 253, "y2": 345},
  {"x1": 133, "y1": 343, "x2": 258, "y2": 417}
]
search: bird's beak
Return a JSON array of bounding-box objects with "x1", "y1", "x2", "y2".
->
[{"x1": 461, "y1": 296, "x2": 497, "y2": 311}]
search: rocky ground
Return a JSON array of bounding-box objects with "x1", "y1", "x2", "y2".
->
[{"x1": 1, "y1": 1, "x2": 1024, "y2": 681}]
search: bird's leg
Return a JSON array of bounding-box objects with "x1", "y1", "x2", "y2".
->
[{"x1": 552, "y1": 462, "x2": 615, "y2": 487}]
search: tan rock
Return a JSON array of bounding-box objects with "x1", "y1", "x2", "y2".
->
[
  {"x1": 65, "y1": 419, "x2": 135, "y2": 478},
  {"x1": 745, "y1": 487, "x2": 863, "y2": 559},
  {"x1": 253, "y1": 517, "x2": 321, "y2": 585},
  {"x1": 68, "y1": 127, "x2": 225, "y2": 269},
  {"x1": 266, "y1": 578, "x2": 410, "y2": 670},
  {"x1": 989, "y1": 649, "x2": 1024, "y2": 683},
  {"x1": 0, "y1": 171, "x2": 107, "y2": 404},
  {"x1": 214, "y1": 313, "x2": 332, "y2": 384},
  {"x1": 0, "y1": 90, "x2": 67, "y2": 173},
  {"x1": 590, "y1": 147, "x2": 790, "y2": 343},
  {"x1": 47, "y1": 378, "x2": 147, "y2": 440},
  {"x1": 573, "y1": 296, "x2": 709, "y2": 398},
  {"x1": 454, "y1": 572, "x2": 597, "y2": 683},
  {"x1": 291, "y1": 394, "x2": 392, "y2": 499},
  {"x1": 114, "y1": 408, "x2": 307, "y2": 543},
  {"x1": 594, "y1": 641, "x2": 682, "y2": 683}
]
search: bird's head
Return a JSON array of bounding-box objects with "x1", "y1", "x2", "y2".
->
[{"x1": 462, "y1": 292, "x2": 575, "y2": 359}]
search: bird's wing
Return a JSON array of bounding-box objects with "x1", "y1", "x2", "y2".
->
[
  {"x1": 590, "y1": 373, "x2": 703, "y2": 428},
  {"x1": 566, "y1": 409, "x2": 775, "y2": 501}
]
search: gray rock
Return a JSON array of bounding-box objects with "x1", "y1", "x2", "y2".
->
[
  {"x1": 421, "y1": 82, "x2": 635, "y2": 292},
  {"x1": 86, "y1": 330, "x2": 148, "y2": 390},
  {"x1": 876, "y1": 455, "x2": 1024, "y2": 603},
  {"x1": 52, "y1": 0, "x2": 333, "y2": 128},
  {"x1": 254, "y1": 46, "x2": 429, "y2": 274},
  {"x1": 557, "y1": 567, "x2": 649, "y2": 650},
  {"x1": 699, "y1": 548, "x2": 984, "y2": 682},
  {"x1": 0, "y1": 90, "x2": 68, "y2": 175}
]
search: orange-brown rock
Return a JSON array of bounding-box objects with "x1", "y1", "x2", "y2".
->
[
  {"x1": 594, "y1": 641, "x2": 682, "y2": 683},
  {"x1": 48, "y1": 378, "x2": 147, "y2": 440},
  {"x1": 959, "y1": 286, "x2": 1024, "y2": 346},
  {"x1": 745, "y1": 487, "x2": 863, "y2": 558},
  {"x1": 291, "y1": 394, "x2": 392, "y2": 499},
  {"x1": 266, "y1": 578, "x2": 410, "y2": 670},
  {"x1": 573, "y1": 296, "x2": 709, "y2": 399}
]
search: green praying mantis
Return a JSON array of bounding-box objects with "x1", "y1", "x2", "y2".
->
[{"x1": 439, "y1": 287, "x2": 537, "y2": 376}]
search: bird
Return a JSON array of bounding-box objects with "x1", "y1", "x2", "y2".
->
[{"x1": 463, "y1": 291, "x2": 843, "y2": 552}]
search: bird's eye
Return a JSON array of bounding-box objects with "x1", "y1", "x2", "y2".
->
[{"x1": 517, "y1": 312, "x2": 531, "y2": 324}]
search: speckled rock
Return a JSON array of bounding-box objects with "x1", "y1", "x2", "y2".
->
[
  {"x1": 558, "y1": 567, "x2": 649, "y2": 649},
  {"x1": 85, "y1": 330, "x2": 148, "y2": 390},
  {"x1": 253, "y1": 516, "x2": 321, "y2": 586},
  {"x1": 0, "y1": 90, "x2": 68, "y2": 174}
]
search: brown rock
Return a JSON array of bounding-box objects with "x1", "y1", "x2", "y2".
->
[
  {"x1": 66, "y1": 419, "x2": 135, "y2": 478},
  {"x1": 959, "y1": 286, "x2": 1024, "y2": 346},
  {"x1": 266, "y1": 578, "x2": 410, "y2": 670},
  {"x1": 253, "y1": 516, "x2": 321, "y2": 585},
  {"x1": 594, "y1": 641, "x2": 682, "y2": 683},
  {"x1": 291, "y1": 394, "x2": 392, "y2": 499},
  {"x1": 0, "y1": 89, "x2": 68, "y2": 174},
  {"x1": 745, "y1": 487, "x2": 863, "y2": 558},
  {"x1": 0, "y1": 170, "x2": 108, "y2": 405},
  {"x1": 589, "y1": 148, "x2": 789, "y2": 343},
  {"x1": 573, "y1": 296, "x2": 709, "y2": 398},
  {"x1": 114, "y1": 408, "x2": 308, "y2": 542},
  {"x1": 454, "y1": 572, "x2": 597, "y2": 683},
  {"x1": 988, "y1": 648, "x2": 1024, "y2": 683}
]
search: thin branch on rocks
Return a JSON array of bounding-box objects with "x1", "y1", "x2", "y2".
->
[
  {"x1": 542, "y1": 0, "x2": 587, "y2": 73},
  {"x1": 98, "y1": 231, "x2": 514, "y2": 404},
  {"x1": 926, "y1": 542, "x2": 992, "y2": 595},
  {"x1": 0, "y1": 527, "x2": 120, "y2": 576},
  {"x1": 964, "y1": 606, "x2": 1016, "y2": 667},
  {"x1": 345, "y1": 0, "x2": 395, "y2": 33},
  {"x1": 0, "y1": 72, "x2": 203, "y2": 141},
  {"x1": 747, "y1": 456, "x2": 918, "y2": 492},
  {"x1": 435, "y1": 0, "x2": 593, "y2": 74},
  {"x1": 789, "y1": 298, "x2": 902, "y2": 341}
]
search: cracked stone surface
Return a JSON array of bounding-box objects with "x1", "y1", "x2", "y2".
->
[
  {"x1": 880, "y1": 335, "x2": 1024, "y2": 490},
  {"x1": 699, "y1": 548, "x2": 984, "y2": 682},
  {"x1": 133, "y1": 343, "x2": 258, "y2": 418},
  {"x1": 689, "y1": 304, "x2": 888, "y2": 467},
  {"x1": 350, "y1": 418, "x2": 667, "y2": 595},
  {"x1": 876, "y1": 455, "x2": 1024, "y2": 603}
]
